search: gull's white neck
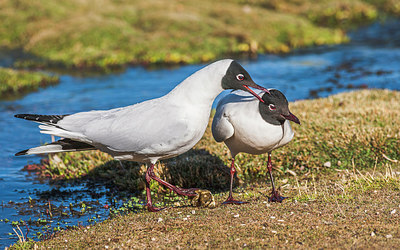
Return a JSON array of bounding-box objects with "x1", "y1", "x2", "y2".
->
[{"x1": 165, "y1": 60, "x2": 231, "y2": 107}]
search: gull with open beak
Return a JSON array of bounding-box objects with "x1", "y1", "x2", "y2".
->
[{"x1": 14, "y1": 59, "x2": 269, "y2": 212}]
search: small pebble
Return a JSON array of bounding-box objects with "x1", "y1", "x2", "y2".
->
[
  {"x1": 152, "y1": 237, "x2": 156, "y2": 241},
  {"x1": 191, "y1": 210, "x2": 196, "y2": 214},
  {"x1": 371, "y1": 232, "x2": 376, "y2": 237},
  {"x1": 183, "y1": 217, "x2": 188, "y2": 221},
  {"x1": 323, "y1": 161, "x2": 331, "y2": 168},
  {"x1": 386, "y1": 234, "x2": 393, "y2": 239},
  {"x1": 270, "y1": 216, "x2": 275, "y2": 219},
  {"x1": 272, "y1": 230, "x2": 277, "y2": 234},
  {"x1": 277, "y1": 219, "x2": 284, "y2": 222},
  {"x1": 391, "y1": 209, "x2": 396, "y2": 214},
  {"x1": 157, "y1": 217, "x2": 163, "y2": 223},
  {"x1": 234, "y1": 214, "x2": 240, "y2": 218}
]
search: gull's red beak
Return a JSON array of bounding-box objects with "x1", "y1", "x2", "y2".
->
[
  {"x1": 243, "y1": 85, "x2": 270, "y2": 103},
  {"x1": 281, "y1": 112, "x2": 301, "y2": 124}
]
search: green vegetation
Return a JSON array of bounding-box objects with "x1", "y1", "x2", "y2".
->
[
  {"x1": 12, "y1": 89, "x2": 399, "y2": 247},
  {"x1": 0, "y1": 67, "x2": 59, "y2": 99},
  {"x1": 1, "y1": 0, "x2": 399, "y2": 71}
]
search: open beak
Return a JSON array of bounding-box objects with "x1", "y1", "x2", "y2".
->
[
  {"x1": 281, "y1": 112, "x2": 301, "y2": 124},
  {"x1": 243, "y1": 85, "x2": 270, "y2": 103}
]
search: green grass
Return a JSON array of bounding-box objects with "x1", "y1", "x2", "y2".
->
[
  {"x1": 1, "y1": 0, "x2": 398, "y2": 71},
  {"x1": 0, "y1": 67, "x2": 59, "y2": 99},
  {"x1": 1, "y1": 0, "x2": 399, "y2": 99}
]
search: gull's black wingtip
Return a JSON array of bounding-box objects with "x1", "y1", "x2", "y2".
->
[
  {"x1": 15, "y1": 149, "x2": 29, "y2": 156},
  {"x1": 14, "y1": 114, "x2": 25, "y2": 119}
]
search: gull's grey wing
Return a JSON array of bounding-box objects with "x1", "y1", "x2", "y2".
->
[
  {"x1": 56, "y1": 97, "x2": 190, "y2": 154},
  {"x1": 211, "y1": 105, "x2": 234, "y2": 143}
]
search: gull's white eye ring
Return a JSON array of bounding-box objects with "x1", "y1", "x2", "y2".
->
[
  {"x1": 269, "y1": 104, "x2": 276, "y2": 111},
  {"x1": 236, "y1": 74, "x2": 244, "y2": 81}
]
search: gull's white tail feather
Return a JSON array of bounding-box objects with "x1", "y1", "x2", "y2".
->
[{"x1": 38, "y1": 125, "x2": 92, "y2": 144}]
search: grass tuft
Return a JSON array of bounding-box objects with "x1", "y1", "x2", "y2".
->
[{"x1": 0, "y1": 67, "x2": 59, "y2": 99}]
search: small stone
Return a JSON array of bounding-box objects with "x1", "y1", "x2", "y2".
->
[
  {"x1": 277, "y1": 219, "x2": 284, "y2": 222},
  {"x1": 391, "y1": 209, "x2": 396, "y2": 214},
  {"x1": 183, "y1": 217, "x2": 188, "y2": 221},
  {"x1": 234, "y1": 214, "x2": 240, "y2": 218},
  {"x1": 386, "y1": 234, "x2": 393, "y2": 239},
  {"x1": 270, "y1": 216, "x2": 275, "y2": 219},
  {"x1": 272, "y1": 230, "x2": 277, "y2": 234},
  {"x1": 152, "y1": 237, "x2": 156, "y2": 241},
  {"x1": 243, "y1": 243, "x2": 247, "y2": 247},
  {"x1": 105, "y1": 246, "x2": 109, "y2": 249},
  {"x1": 191, "y1": 210, "x2": 196, "y2": 214},
  {"x1": 157, "y1": 217, "x2": 163, "y2": 223},
  {"x1": 371, "y1": 232, "x2": 376, "y2": 237},
  {"x1": 323, "y1": 161, "x2": 331, "y2": 168}
]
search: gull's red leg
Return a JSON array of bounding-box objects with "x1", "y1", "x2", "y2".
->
[
  {"x1": 145, "y1": 164, "x2": 164, "y2": 212},
  {"x1": 147, "y1": 163, "x2": 199, "y2": 197},
  {"x1": 267, "y1": 153, "x2": 287, "y2": 203},
  {"x1": 223, "y1": 157, "x2": 248, "y2": 205}
]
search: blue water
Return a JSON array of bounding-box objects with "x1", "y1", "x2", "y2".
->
[{"x1": 1, "y1": 20, "x2": 399, "y2": 247}]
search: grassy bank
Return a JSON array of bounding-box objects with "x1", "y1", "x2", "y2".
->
[
  {"x1": 1, "y1": 0, "x2": 399, "y2": 71},
  {"x1": 0, "y1": 67, "x2": 59, "y2": 99},
  {"x1": 12, "y1": 89, "x2": 400, "y2": 248}
]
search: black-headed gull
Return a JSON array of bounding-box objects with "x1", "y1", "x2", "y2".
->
[
  {"x1": 212, "y1": 89, "x2": 300, "y2": 204},
  {"x1": 15, "y1": 59, "x2": 269, "y2": 212}
]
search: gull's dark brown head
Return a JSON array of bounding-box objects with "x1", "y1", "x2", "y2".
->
[
  {"x1": 259, "y1": 89, "x2": 300, "y2": 125},
  {"x1": 221, "y1": 60, "x2": 269, "y2": 102}
]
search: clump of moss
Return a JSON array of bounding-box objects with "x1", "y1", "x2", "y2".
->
[{"x1": 0, "y1": 67, "x2": 59, "y2": 98}]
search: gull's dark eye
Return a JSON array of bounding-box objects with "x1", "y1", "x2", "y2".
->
[
  {"x1": 269, "y1": 104, "x2": 276, "y2": 111},
  {"x1": 236, "y1": 74, "x2": 244, "y2": 81}
]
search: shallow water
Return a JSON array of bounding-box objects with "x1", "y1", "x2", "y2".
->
[{"x1": 0, "y1": 20, "x2": 400, "y2": 247}]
